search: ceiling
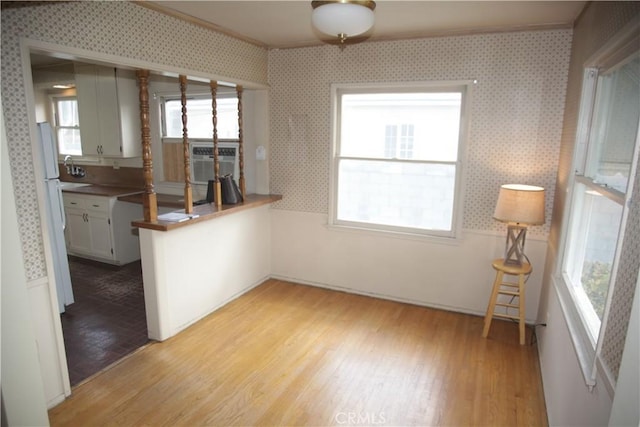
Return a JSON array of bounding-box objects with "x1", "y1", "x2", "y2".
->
[{"x1": 142, "y1": 1, "x2": 586, "y2": 49}]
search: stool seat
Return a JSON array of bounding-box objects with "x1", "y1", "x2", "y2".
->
[
  {"x1": 491, "y1": 259, "x2": 532, "y2": 276},
  {"x1": 483, "y1": 258, "x2": 531, "y2": 345}
]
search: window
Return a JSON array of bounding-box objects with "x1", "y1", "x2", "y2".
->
[
  {"x1": 53, "y1": 96, "x2": 82, "y2": 156},
  {"x1": 558, "y1": 50, "x2": 639, "y2": 387},
  {"x1": 330, "y1": 82, "x2": 470, "y2": 237},
  {"x1": 385, "y1": 124, "x2": 414, "y2": 159},
  {"x1": 161, "y1": 95, "x2": 239, "y2": 140}
]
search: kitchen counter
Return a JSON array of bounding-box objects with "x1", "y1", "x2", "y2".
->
[
  {"x1": 129, "y1": 193, "x2": 283, "y2": 231},
  {"x1": 61, "y1": 183, "x2": 143, "y2": 198},
  {"x1": 118, "y1": 192, "x2": 186, "y2": 209}
]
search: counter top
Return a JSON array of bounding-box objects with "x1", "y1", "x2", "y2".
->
[
  {"x1": 118, "y1": 192, "x2": 187, "y2": 209},
  {"x1": 61, "y1": 184, "x2": 143, "y2": 198},
  {"x1": 130, "y1": 193, "x2": 282, "y2": 232}
]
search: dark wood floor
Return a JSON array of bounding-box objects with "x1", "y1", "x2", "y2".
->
[
  {"x1": 62, "y1": 256, "x2": 148, "y2": 386},
  {"x1": 50, "y1": 279, "x2": 547, "y2": 426}
]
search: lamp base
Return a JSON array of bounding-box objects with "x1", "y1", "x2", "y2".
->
[{"x1": 503, "y1": 224, "x2": 527, "y2": 266}]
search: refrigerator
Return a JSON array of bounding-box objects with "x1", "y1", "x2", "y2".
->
[{"x1": 37, "y1": 122, "x2": 74, "y2": 313}]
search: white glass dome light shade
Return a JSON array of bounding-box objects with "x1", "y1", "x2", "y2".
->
[{"x1": 311, "y1": 2, "x2": 375, "y2": 39}]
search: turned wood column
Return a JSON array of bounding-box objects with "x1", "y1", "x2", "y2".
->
[
  {"x1": 136, "y1": 69, "x2": 157, "y2": 222},
  {"x1": 179, "y1": 75, "x2": 193, "y2": 213},
  {"x1": 236, "y1": 85, "x2": 246, "y2": 197},
  {"x1": 210, "y1": 81, "x2": 222, "y2": 206}
]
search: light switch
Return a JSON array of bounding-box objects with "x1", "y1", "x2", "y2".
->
[{"x1": 256, "y1": 145, "x2": 266, "y2": 161}]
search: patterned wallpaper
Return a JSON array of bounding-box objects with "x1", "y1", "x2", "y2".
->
[
  {"x1": 268, "y1": 30, "x2": 572, "y2": 239},
  {"x1": 1, "y1": 2, "x2": 267, "y2": 281},
  {"x1": 547, "y1": 1, "x2": 640, "y2": 384}
]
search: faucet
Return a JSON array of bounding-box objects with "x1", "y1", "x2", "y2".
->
[
  {"x1": 63, "y1": 155, "x2": 85, "y2": 178},
  {"x1": 63, "y1": 155, "x2": 73, "y2": 175}
]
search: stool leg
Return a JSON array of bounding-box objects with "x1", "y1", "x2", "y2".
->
[
  {"x1": 483, "y1": 271, "x2": 503, "y2": 338},
  {"x1": 518, "y1": 272, "x2": 526, "y2": 345}
]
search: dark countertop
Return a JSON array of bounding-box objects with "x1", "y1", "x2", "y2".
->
[
  {"x1": 62, "y1": 184, "x2": 144, "y2": 198},
  {"x1": 118, "y1": 192, "x2": 186, "y2": 209}
]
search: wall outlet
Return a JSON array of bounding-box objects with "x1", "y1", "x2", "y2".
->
[
  {"x1": 256, "y1": 145, "x2": 266, "y2": 161},
  {"x1": 113, "y1": 161, "x2": 120, "y2": 170}
]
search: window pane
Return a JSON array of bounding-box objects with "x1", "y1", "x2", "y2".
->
[
  {"x1": 56, "y1": 99, "x2": 79, "y2": 127},
  {"x1": 58, "y1": 128, "x2": 82, "y2": 156},
  {"x1": 565, "y1": 183, "x2": 623, "y2": 338},
  {"x1": 164, "y1": 97, "x2": 239, "y2": 139},
  {"x1": 586, "y1": 55, "x2": 640, "y2": 193},
  {"x1": 336, "y1": 159, "x2": 456, "y2": 231},
  {"x1": 340, "y1": 92, "x2": 461, "y2": 161}
]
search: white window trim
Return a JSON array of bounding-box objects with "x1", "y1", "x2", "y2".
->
[
  {"x1": 328, "y1": 80, "x2": 473, "y2": 241},
  {"x1": 554, "y1": 18, "x2": 640, "y2": 392},
  {"x1": 158, "y1": 91, "x2": 238, "y2": 142}
]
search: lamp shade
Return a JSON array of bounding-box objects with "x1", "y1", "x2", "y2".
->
[
  {"x1": 311, "y1": 1, "x2": 375, "y2": 39},
  {"x1": 493, "y1": 184, "x2": 545, "y2": 225}
]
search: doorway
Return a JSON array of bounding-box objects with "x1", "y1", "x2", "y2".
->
[
  {"x1": 30, "y1": 52, "x2": 150, "y2": 387},
  {"x1": 61, "y1": 256, "x2": 148, "y2": 385}
]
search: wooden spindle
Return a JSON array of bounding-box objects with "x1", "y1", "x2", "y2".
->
[
  {"x1": 136, "y1": 69, "x2": 157, "y2": 222},
  {"x1": 236, "y1": 85, "x2": 245, "y2": 197},
  {"x1": 179, "y1": 75, "x2": 193, "y2": 213},
  {"x1": 210, "y1": 81, "x2": 222, "y2": 206}
]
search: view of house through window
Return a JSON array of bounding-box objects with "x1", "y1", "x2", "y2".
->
[
  {"x1": 562, "y1": 53, "x2": 639, "y2": 344},
  {"x1": 332, "y1": 86, "x2": 467, "y2": 236},
  {"x1": 162, "y1": 96, "x2": 239, "y2": 140},
  {"x1": 53, "y1": 96, "x2": 82, "y2": 156}
]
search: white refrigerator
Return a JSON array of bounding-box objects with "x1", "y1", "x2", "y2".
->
[{"x1": 37, "y1": 122, "x2": 74, "y2": 313}]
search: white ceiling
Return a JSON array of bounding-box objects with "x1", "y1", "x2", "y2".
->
[{"x1": 144, "y1": 1, "x2": 586, "y2": 49}]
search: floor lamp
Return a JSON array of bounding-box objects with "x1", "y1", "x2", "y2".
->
[{"x1": 493, "y1": 184, "x2": 545, "y2": 266}]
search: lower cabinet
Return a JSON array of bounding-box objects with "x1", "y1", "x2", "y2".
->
[{"x1": 63, "y1": 193, "x2": 141, "y2": 265}]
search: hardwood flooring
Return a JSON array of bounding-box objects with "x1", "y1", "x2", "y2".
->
[{"x1": 49, "y1": 279, "x2": 547, "y2": 426}]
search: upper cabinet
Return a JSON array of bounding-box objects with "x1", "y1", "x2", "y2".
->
[{"x1": 74, "y1": 64, "x2": 141, "y2": 158}]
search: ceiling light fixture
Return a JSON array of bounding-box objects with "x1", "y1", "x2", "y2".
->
[{"x1": 311, "y1": 0, "x2": 376, "y2": 45}]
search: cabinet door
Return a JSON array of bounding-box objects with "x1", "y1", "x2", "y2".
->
[
  {"x1": 96, "y1": 66, "x2": 122, "y2": 157},
  {"x1": 87, "y1": 211, "x2": 114, "y2": 260},
  {"x1": 114, "y1": 69, "x2": 142, "y2": 158},
  {"x1": 66, "y1": 207, "x2": 92, "y2": 255},
  {"x1": 74, "y1": 64, "x2": 101, "y2": 156}
]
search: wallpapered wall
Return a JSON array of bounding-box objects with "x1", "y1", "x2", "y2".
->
[
  {"x1": 268, "y1": 29, "x2": 572, "y2": 237},
  {"x1": 1, "y1": 2, "x2": 267, "y2": 282}
]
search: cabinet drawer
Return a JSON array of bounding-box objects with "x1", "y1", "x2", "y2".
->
[
  {"x1": 63, "y1": 194, "x2": 110, "y2": 212},
  {"x1": 63, "y1": 195, "x2": 86, "y2": 209},
  {"x1": 83, "y1": 197, "x2": 110, "y2": 213}
]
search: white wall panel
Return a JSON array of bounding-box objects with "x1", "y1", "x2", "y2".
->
[{"x1": 271, "y1": 210, "x2": 547, "y2": 323}]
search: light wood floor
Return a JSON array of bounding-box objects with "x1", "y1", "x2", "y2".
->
[{"x1": 49, "y1": 279, "x2": 547, "y2": 426}]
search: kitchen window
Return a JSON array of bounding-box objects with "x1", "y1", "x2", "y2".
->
[
  {"x1": 161, "y1": 95, "x2": 239, "y2": 141},
  {"x1": 330, "y1": 82, "x2": 470, "y2": 237},
  {"x1": 557, "y1": 46, "x2": 639, "y2": 388},
  {"x1": 53, "y1": 96, "x2": 82, "y2": 156}
]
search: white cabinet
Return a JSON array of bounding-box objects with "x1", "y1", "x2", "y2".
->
[
  {"x1": 74, "y1": 64, "x2": 141, "y2": 158},
  {"x1": 63, "y1": 193, "x2": 142, "y2": 265}
]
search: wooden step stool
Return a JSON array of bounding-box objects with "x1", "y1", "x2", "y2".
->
[{"x1": 482, "y1": 258, "x2": 532, "y2": 345}]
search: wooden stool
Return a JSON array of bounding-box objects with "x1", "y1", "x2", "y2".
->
[{"x1": 482, "y1": 258, "x2": 532, "y2": 345}]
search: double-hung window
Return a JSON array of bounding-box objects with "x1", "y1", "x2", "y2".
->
[
  {"x1": 53, "y1": 96, "x2": 82, "y2": 156},
  {"x1": 161, "y1": 95, "x2": 239, "y2": 141},
  {"x1": 558, "y1": 45, "x2": 639, "y2": 388},
  {"x1": 330, "y1": 82, "x2": 470, "y2": 237}
]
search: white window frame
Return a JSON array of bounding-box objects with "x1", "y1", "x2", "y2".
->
[
  {"x1": 159, "y1": 92, "x2": 239, "y2": 144},
  {"x1": 555, "y1": 19, "x2": 640, "y2": 392},
  {"x1": 51, "y1": 95, "x2": 82, "y2": 157},
  {"x1": 328, "y1": 81, "x2": 472, "y2": 240}
]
